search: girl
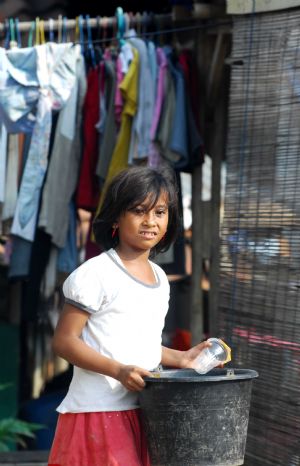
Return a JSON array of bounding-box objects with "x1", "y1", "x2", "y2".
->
[{"x1": 48, "y1": 165, "x2": 211, "y2": 466}]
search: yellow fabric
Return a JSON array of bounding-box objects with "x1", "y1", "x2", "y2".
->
[{"x1": 94, "y1": 47, "x2": 139, "y2": 218}]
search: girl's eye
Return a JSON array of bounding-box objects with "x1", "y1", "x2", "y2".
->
[
  {"x1": 133, "y1": 208, "x2": 145, "y2": 215},
  {"x1": 156, "y1": 209, "x2": 166, "y2": 216}
]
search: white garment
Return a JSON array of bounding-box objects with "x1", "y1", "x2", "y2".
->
[
  {"x1": 0, "y1": 124, "x2": 7, "y2": 203},
  {"x1": 57, "y1": 249, "x2": 170, "y2": 414},
  {"x1": 2, "y1": 134, "x2": 19, "y2": 220}
]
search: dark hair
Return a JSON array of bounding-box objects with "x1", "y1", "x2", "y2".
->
[{"x1": 93, "y1": 165, "x2": 180, "y2": 256}]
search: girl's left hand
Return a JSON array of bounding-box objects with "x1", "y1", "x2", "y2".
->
[{"x1": 179, "y1": 340, "x2": 212, "y2": 369}]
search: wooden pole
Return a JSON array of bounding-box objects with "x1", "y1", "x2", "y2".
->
[
  {"x1": 191, "y1": 163, "x2": 204, "y2": 344},
  {"x1": 207, "y1": 32, "x2": 230, "y2": 337},
  {"x1": 190, "y1": 28, "x2": 211, "y2": 345}
]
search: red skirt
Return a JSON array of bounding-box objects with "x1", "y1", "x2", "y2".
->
[{"x1": 48, "y1": 409, "x2": 151, "y2": 466}]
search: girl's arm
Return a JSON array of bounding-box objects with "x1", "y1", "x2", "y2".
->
[
  {"x1": 53, "y1": 303, "x2": 151, "y2": 391},
  {"x1": 161, "y1": 341, "x2": 211, "y2": 369}
]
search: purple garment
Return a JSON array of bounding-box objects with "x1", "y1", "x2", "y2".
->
[
  {"x1": 148, "y1": 48, "x2": 168, "y2": 168},
  {"x1": 115, "y1": 56, "x2": 123, "y2": 127}
]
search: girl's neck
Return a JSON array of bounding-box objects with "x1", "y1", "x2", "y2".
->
[{"x1": 115, "y1": 246, "x2": 150, "y2": 263}]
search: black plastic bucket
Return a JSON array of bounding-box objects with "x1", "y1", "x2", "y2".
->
[{"x1": 139, "y1": 368, "x2": 258, "y2": 466}]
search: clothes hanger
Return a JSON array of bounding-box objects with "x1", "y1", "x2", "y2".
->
[
  {"x1": 28, "y1": 20, "x2": 35, "y2": 47},
  {"x1": 15, "y1": 18, "x2": 22, "y2": 47},
  {"x1": 35, "y1": 17, "x2": 40, "y2": 45},
  {"x1": 94, "y1": 16, "x2": 103, "y2": 63},
  {"x1": 135, "y1": 12, "x2": 142, "y2": 36},
  {"x1": 116, "y1": 6, "x2": 126, "y2": 47},
  {"x1": 86, "y1": 14, "x2": 96, "y2": 68},
  {"x1": 4, "y1": 19, "x2": 10, "y2": 49},
  {"x1": 9, "y1": 18, "x2": 18, "y2": 48},
  {"x1": 57, "y1": 14, "x2": 62, "y2": 43},
  {"x1": 61, "y1": 16, "x2": 68, "y2": 43},
  {"x1": 49, "y1": 18, "x2": 55, "y2": 42},
  {"x1": 40, "y1": 19, "x2": 46, "y2": 44},
  {"x1": 142, "y1": 11, "x2": 148, "y2": 37}
]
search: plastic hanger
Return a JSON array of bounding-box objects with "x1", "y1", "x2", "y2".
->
[
  {"x1": 28, "y1": 20, "x2": 35, "y2": 47},
  {"x1": 94, "y1": 16, "x2": 103, "y2": 63},
  {"x1": 48, "y1": 18, "x2": 54, "y2": 42},
  {"x1": 40, "y1": 19, "x2": 46, "y2": 44},
  {"x1": 62, "y1": 16, "x2": 67, "y2": 43},
  {"x1": 9, "y1": 18, "x2": 18, "y2": 48},
  {"x1": 15, "y1": 18, "x2": 22, "y2": 47},
  {"x1": 116, "y1": 6, "x2": 126, "y2": 47},
  {"x1": 57, "y1": 14, "x2": 62, "y2": 43},
  {"x1": 78, "y1": 15, "x2": 85, "y2": 55},
  {"x1": 86, "y1": 14, "x2": 96, "y2": 68},
  {"x1": 135, "y1": 12, "x2": 142, "y2": 36},
  {"x1": 35, "y1": 17, "x2": 40, "y2": 45},
  {"x1": 4, "y1": 19, "x2": 10, "y2": 49},
  {"x1": 142, "y1": 11, "x2": 148, "y2": 37}
]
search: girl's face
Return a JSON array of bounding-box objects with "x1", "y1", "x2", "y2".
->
[{"x1": 116, "y1": 191, "x2": 169, "y2": 254}]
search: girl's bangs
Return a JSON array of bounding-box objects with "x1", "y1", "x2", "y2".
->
[{"x1": 127, "y1": 189, "x2": 169, "y2": 212}]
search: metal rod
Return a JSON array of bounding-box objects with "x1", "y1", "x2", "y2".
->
[{"x1": 0, "y1": 13, "x2": 173, "y2": 33}]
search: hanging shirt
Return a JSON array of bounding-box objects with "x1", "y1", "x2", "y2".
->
[
  {"x1": 178, "y1": 50, "x2": 204, "y2": 170},
  {"x1": 148, "y1": 47, "x2": 168, "y2": 168},
  {"x1": 128, "y1": 37, "x2": 154, "y2": 162},
  {"x1": 163, "y1": 45, "x2": 189, "y2": 168},
  {"x1": 38, "y1": 55, "x2": 87, "y2": 248},
  {"x1": 147, "y1": 41, "x2": 158, "y2": 98},
  {"x1": 0, "y1": 125, "x2": 7, "y2": 204},
  {"x1": 96, "y1": 60, "x2": 117, "y2": 184},
  {"x1": 155, "y1": 69, "x2": 177, "y2": 162},
  {"x1": 0, "y1": 43, "x2": 80, "y2": 241},
  {"x1": 1, "y1": 134, "x2": 19, "y2": 221},
  {"x1": 94, "y1": 47, "x2": 139, "y2": 218}
]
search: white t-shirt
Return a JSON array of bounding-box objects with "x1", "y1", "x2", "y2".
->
[{"x1": 57, "y1": 249, "x2": 170, "y2": 413}]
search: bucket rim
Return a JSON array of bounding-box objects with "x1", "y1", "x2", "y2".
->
[{"x1": 144, "y1": 368, "x2": 259, "y2": 382}]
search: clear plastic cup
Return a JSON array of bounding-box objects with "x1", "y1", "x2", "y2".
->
[{"x1": 192, "y1": 338, "x2": 231, "y2": 374}]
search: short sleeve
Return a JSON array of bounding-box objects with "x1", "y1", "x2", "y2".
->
[{"x1": 62, "y1": 262, "x2": 105, "y2": 313}]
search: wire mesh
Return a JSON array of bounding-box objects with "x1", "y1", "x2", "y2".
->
[{"x1": 219, "y1": 8, "x2": 300, "y2": 466}]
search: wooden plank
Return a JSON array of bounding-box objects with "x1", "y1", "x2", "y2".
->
[
  {"x1": 0, "y1": 451, "x2": 49, "y2": 462},
  {"x1": 0, "y1": 463, "x2": 47, "y2": 466},
  {"x1": 227, "y1": 0, "x2": 300, "y2": 14}
]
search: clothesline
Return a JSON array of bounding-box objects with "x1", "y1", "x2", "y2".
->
[
  {"x1": 77, "y1": 21, "x2": 231, "y2": 45},
  {"x1": 0, "y1": 13, "x2": 231, "y2": 35},
  {"x1": 0, "y1": 13, "x2": 172, "y2": 33}
]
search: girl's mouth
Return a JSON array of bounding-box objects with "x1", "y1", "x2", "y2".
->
[{"x1": 139, "y1": 231, "x2": 157, "y2": 238}]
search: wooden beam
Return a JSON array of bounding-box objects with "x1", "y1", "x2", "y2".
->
[
  {"x1": 191, "y1": 164, "x2": 204, "y2": 344},
  {"x1": 207, "y1": 32, "x2": 230, "y2": 109},
  {"x1": 227, "y1": 0, "x2": 300, "y2": 14}
]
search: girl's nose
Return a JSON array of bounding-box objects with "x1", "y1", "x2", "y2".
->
[{"x1": 143, "y1": 212, "x2": 156, "y2": 225}]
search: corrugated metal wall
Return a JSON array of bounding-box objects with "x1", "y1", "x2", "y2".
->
[{"x1": 219, "y1": 9, "x2": 300, "y2": 466}]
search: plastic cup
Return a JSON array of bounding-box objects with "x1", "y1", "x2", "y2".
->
[{"x1": 192, "y1": 338, "x2": 231, "y2": 374}]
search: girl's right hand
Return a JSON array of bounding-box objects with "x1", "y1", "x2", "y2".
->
[{"x1": 117, "y1": 364, "x2": 152, "y2": 392}]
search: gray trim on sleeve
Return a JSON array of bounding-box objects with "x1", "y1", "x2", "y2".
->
[{"x1": 64, "y1": 298, "x2": 98, "y2": 314}]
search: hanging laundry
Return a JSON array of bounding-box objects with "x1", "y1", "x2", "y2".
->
[
  {"x1": 94, "y1": 46, "x2": 139, "y2": 217},
  {"x1": 95, "y1": 59, "x2": 118, "y2": 184},
  {"x1": 76, "y1": 65, "x2": 101, "y2": 211},
  {"x1": 148, "y1": 47, "x2": 168, "y2": 168},
  {"x1": 38, "y1": 54, "x2": 87, "y2": 248},
  {"x1": 0, "y1": 43, "x2": 81, "y2": 241},
  {"x1": 127, "y1": 36, "x2": 155, "y2": 162}
]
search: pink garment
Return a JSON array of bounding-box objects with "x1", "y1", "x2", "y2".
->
[
  {"x1": 148, "y1": 48, "x2": 168, "y2": 168},
  {"x1": 48, "y1": 409, "x2": 151, "y2": 466},
  {"x1": 115, "y1": 56, "x2": 124, "y2": 128}
]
